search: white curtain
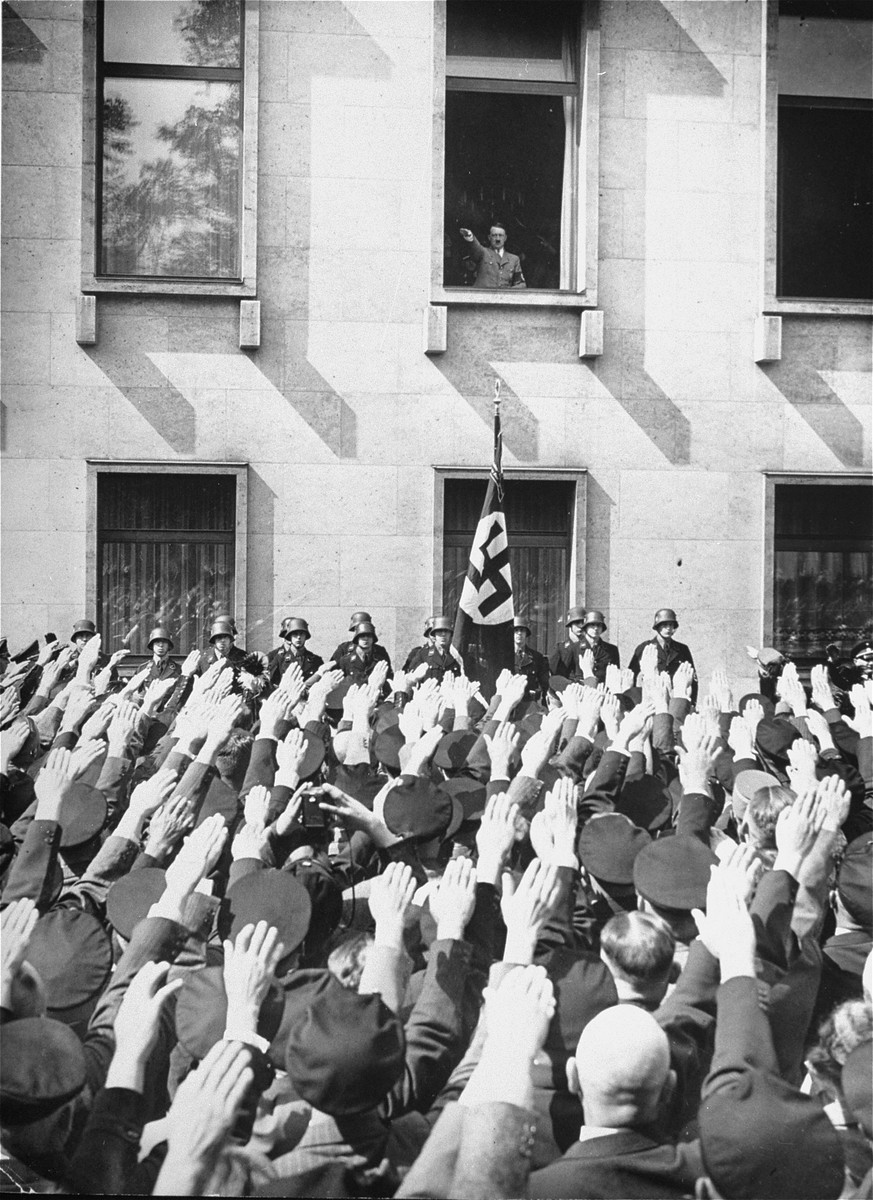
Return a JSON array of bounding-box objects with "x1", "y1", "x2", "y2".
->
[{"x1": 560, "y1": 26, "x2": 579, "y2": 290}]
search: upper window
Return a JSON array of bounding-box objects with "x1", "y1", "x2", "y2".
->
[
  {"x1": 773, "y1": 481, "x2": 873, "y2": 664},
  {"x1": 777, "y1": 1, "x2": 872, "y2": 302},
  {"x1": 443, "y1": 477, "x2": 575, "y2": 650},
  {"x1": 442, "y1": 1, "x2": 587, "y2": 293},
  {"x1": 83, "y1": 0, "x2": 257, "y2": 294},
  {"x1": 97, "y1": 472, "x2": 237, "y2": 657}
]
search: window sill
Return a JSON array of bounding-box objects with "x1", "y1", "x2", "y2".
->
[
  {"x1": 82, "y1": 276, "x2": 256, "y2": 299},
  {"x1": 763, "y1": 296, "x2": 873, "y2": 317},
  {"x1": 432, "y1": 286, "x2": 597, "y2": 309}
]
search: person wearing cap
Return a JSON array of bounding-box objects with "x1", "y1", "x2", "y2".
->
[
  {"x1": 513, "y1": 617, "x2": 550, "y2": 702},
  {"x1": 267, "y1": 617, "x2": 324, "y2": 690},
  {"x1": 337, "y1": 621, "x2": 392, "y2": 686},
  {"x1": 550, "y1": 606, "x2": 619, "y2": 685},
  {"x1": 330, "y1": 610, "x2": 373, "y2": 667},
  {"x1": 825, "y1": 636, "x2": 873, "y2": 701},
  {"x1": 68, "y1": 619, "x2": 117, "y2": 680},
  {"x1": 403, "y1": 615, "x2": 461, "y2": 685},
  {"x1": 142, "y1": 626, "x2": 181, "y2": 688},
  {"x1": 628, "y1": 608, "x2": 696, "y2": 694},
  {"x1": 193, "y1": 617, "x2": 269, "y2": 694}
]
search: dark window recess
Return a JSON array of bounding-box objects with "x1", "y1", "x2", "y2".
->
[
  {"x1": 444, "y1": 0, "x2": 580, "y2": 290},
  {"x1": 443, "y1": 478, "x2": 574, "y2": 652},
  {"x1": 778, "y1": 101, "x2": 873, "y2": 301},
  {"x1": 98, "y1": 0, "x2": 243, "y2": 280},
  {"x1": 773, "y1": 483, "x2": 873, "y2": 663},
  {"x1": 444, "y1": 91, "x2": 567, "y2": 288},
  {"x1": 97, "y1": 473, "x2": 236, "y2": 657}
]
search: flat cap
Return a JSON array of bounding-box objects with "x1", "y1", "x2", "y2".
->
[
  {"x1": 106, "y1": 867, "x2": 167, "y2": 940},
  {"x1": 433, "y1": 730, "x2": 480, "y2": 772},
  {"x1": 577, "y1": 813, "x2": 651, "y2": 885},
  {"x1": 440, "y1": 775, "x2": 487, "y2": 822},
  {"x1": 58, "y1": 782, "x2": 107, "y2": 849},
  {"x1": 633, "y1": 835, "x2": 717, "y2": 911},
  {"x1": 26, "y1": 907, "x2": 112, "y2": 1013},
  {"x1": 175, "y1": 965, "x2": 286, "y2": 1064},
  {"x1": 732, "y1": 769, "x2": 781, "y2": 822},
  {"x1": 219, "y1": 870, "x2": 312, "y2": 964},
  {"x1": 284, "y1": 972, "x2": 405, "y2": 1116},
  {"x1": 0, "y1": 1018, "x2": 87, "y2": 1125},
  {"x1": 382, "y1": 777, "x2": 453, "y2": 843}
]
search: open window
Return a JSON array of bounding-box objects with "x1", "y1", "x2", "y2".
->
[
  {"x1": 434, "y1": 0, "x2": 599, "y2": 304},
  {"x1": 765, "y1": 1, "x2": 872, "y2": 311}
]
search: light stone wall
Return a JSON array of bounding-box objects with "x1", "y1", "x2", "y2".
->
[{"x1": 2, "y1": 0, "x2": 870, "y2": 689}]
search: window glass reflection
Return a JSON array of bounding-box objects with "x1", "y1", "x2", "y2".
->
[{"x1": 103, "y1": 0, "x2": 240, "y2": 68}]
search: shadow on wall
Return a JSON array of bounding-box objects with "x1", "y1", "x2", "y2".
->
[
  {"x1": 759, "y1": 318, "x2": 868, "y2": 468},
  {"x1": 84, "y1": 4, "x2": 393, "y2": 462},
  {"x1": 434, "y1": 1, "x2": 728, "y2": 467},
  {"x1": 2, "y1": 1, "x2": 47, "y2": 63}
]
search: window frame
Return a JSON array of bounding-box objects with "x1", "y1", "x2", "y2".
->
[
  {"x1": 762, "y1": 471, "x2": 872, "y2": 659},
  {"x1": 80, "y1": 0, "x2": 259, "y2": 297},
  {"x1": 433, "y1": 467, "x2": 587, "y2": 647},
  {"x1": 762, "y1": 1, "x2": 873, "y2": 316},
  {"x1": 86, "y1": 460, "x2": 248, "y2": 659},
  {"x1": 430, "y1": 0, "x2": 600, "y2": 309}
]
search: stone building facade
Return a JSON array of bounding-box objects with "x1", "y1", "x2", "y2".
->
[{"x1": 2, "y1": 0, "x2": 871, "y2": 688}]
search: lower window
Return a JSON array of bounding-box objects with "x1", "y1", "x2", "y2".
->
[
  {"x1": 442, "y1": 477, "x2": 575, "y2": 651},
  {"x1": 773, "y1": 481, "x2": 873, "y2": 663},
  {"x1": 97, "y1": 472, "x2": 236, "y2": 657}
]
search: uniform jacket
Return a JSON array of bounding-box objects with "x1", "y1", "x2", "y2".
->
[
  {"x1": 463, "y1": 236, "x2": 526, "y2": 289},
  {"x1": 628, "y1": 637, "x2": 695, "y2": 682},
  {"x1": 193, "y1": 644, "x2": 269, "y2": 694},
  {"x1": 338, "y1": 645, "x2": 393, "y2": 686},
  {"x1": 141, "y1": 656, "x2": 181, "y2": 685},
  {"x1": 403, "y1": 645, "x2": 462, "y2": 685},
  {"x1": 514, "y1": 645, "x2": 551, "y2": 702},
  {"x1": 266, "y1": 644, "x2": 324, "y2": 689},
  {"x1": 550, "y1": 638, "x2": 620, "y2": 684}
]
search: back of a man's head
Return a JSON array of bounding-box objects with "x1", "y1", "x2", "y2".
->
[
  {"x1": 745, "y1": 784, "x2": 794, "y2": 851},
  {"x1": 568, "y1": 1004, "x2": 673, "y2": 1130},
  {"x1": 600, "y1": 911, "x2": 676, "y2": 1008}
]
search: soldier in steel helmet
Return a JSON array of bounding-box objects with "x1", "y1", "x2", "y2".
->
[
  {"x1": 628, "y1": 608, "x2": 696, "y2": 695},
  {"x1": 267, "y1": 617, "x2": 324, "y2": 690}
]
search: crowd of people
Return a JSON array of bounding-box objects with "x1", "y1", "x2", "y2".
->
[{"x1": 0, "y1": 602, "x2": 871, "y2": 1198}]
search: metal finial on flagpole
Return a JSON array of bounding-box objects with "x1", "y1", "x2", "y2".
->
[{"x1": 493, "y1": 376, "x2": 501, "y2": 412}]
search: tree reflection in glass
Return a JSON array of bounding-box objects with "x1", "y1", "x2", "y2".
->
[{"x1": 100, "y1": 0, "x2": 242, "y2": 279}]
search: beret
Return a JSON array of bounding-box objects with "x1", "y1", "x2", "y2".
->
[
  {"x1": 440, "y1": 775, "x2": 487, "y2": 822},
  {"x1": 218, "y1": 870, "x2": 312, "y2": 963},
  {"x1": 373, "y1": 726, "x2": 404, "y2": 771},
  {"x1": 382, "y1": 777, "x2": 453, "y2": 843},
  {"x1": 837, "y1": 833, "x2": 872, "y2": 934},
  {"x1": 0, "y1": 1017, "x2": 87, "y2": 1125},
  {"x1": 26, "y1": 906, "x2": 113, "y2": 1012},
  {"x1": 433, "y1": 730, "x2": 480, "y2": 772},
  {"x1": 284, "y1": 972, "x2": 405, "y2": 1115},
  {"x1": 175, "y1": 965, "x2": 286, "y2": 1064},
  {"x1": 699, "y1": 1060, "x2": 845, "y2": 1199},
  {"x1": 633, "y1": 835, "x2": 717, "y2": 911},
  {"x1": 616, "y1": 776, "x2": 672, "y2": 832},
  {"x1": 58, "y1": 782, "x2": 107, "y2": 849},
  {"x1": 577, "y1": 814, "x2": 651, "y2": 885},
  {"x1": 841, "y1": 1038, "x2": 872, "y2": 1138},
  {"x1": 738, "y1": 692, "x2": 776, "y2": 718},
  {"x1": 106, "y1": 867, "x2": 167, "y2": 939},
  {"x1": 732, "y1": 769, "x2": 781, "y2": 822}
]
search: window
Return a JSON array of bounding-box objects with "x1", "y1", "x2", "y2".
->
[
  {"x1": 775, "y1": 1, "x2": 872, "y2": 303},
  {"x1": 437, "y1": 0, "x2": 598, "y2": 300},
  {"x1": 82, "y1": 0, "x2": 258, "y2": 294},
  {"x1": 771, "y1": 479, "x2": 872, "y2": 665},
  {"x1": 442, "y1": 477, "x2": 576, "y2": 651},
  {"x1": 96, "y1": 471, "x2": 239, "y2": 657}
]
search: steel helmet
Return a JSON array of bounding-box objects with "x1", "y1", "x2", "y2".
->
[{"x1": 147, "y1": 626, "x2": 174, "y2": 649}]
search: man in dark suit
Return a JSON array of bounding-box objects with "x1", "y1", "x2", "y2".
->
[
  {"x1": 550, "y1": 607, "x2": 619, "y2": 684},
  {"x1": 513, "y1": 617, "x2": 550, "y2": 703},
  {"x1": 266, "y1": 617, "x2": 324, "y2": 690},
  {"x1": 404, "y1": 616, "x2": 461, "y2": 685},
  {"x1": 628, "y1": 608, "x2": 696, "y2": 690}
]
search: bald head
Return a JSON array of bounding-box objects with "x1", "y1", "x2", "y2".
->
[{"x1": 569, "y1": 1005, "x2": 673, "y2": 1129}]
